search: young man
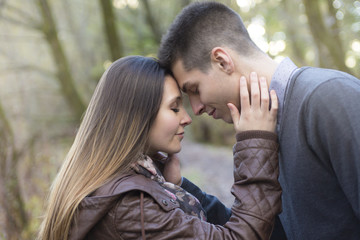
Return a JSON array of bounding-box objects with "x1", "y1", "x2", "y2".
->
[{"x1": 158, "y1": 2, "x2": 360, "y2": 240}]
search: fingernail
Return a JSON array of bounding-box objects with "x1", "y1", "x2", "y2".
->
[
  {"x1": 251, "y1": 72, "x2": 257, "y2": 78},
  {"x1": 227, "y1": 103, "x2": 232, "y2": 111},
  {"x1": 240, "y1": 77, "x2": 246, "y2": 84}
]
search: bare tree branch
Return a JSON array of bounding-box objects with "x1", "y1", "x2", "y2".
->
[
  {"x1": 0, "y1": 101, "x2": 28, "y2": 240},
  {"x1": 0, "y1": 3, "x2": 39, "y2": 29},
  {"x1": 302, "y1": 0, "x2": 353, "y2": 74},
  {"x1": 140, "y1": 0, "x2": 162, "y2": 44},
  {"x1": 98, "y1": 0, "x2": 124, "y2": 61},
  {"x1": 280, "y1": 0, "x2": 307, "y2": 66},
  {"x1": 0, "y1": 0, "x2": 8, "y2": 12},
  {"x1": 181, "y1": 0, "x2": 191, "y2": 8},
  {"x1": 326, "y1": 0, "x2": 345, "y2": 55},
  {"x1": 0, "y1": 64, "x2": 55, "y2": 78},
  {"x1": 0, "y1": 15, "x2": 38, "y2": 29},
  {"x1": 36, "y1": 0, "x2": 86, "y2": 120},
  {"x1": 6, "y1": 3, "x2": 38, "y2": 24}
]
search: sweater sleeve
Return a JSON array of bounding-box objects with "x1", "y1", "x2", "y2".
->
[
  {"x1": 115, "y1": 131, "x2": 281, "y2": 239},
  {"x1": 305, "y1": 78, "x2": 360, "y2": 220},
  {"x1": 181, "y1": 177, "x2": 232, "y2": 225}
]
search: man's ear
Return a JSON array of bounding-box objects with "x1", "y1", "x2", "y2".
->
[{"x1": 210, "y1": 47, "x2": 234, "y2": 74}]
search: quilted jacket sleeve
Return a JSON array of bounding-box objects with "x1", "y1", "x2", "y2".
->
[{"x1": 114, "y1": 130, "x2": 281, "y2": 240}]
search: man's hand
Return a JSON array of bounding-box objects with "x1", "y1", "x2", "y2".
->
[{"x1": 227, "y1": 72, "x2": 278, "y2": 134}]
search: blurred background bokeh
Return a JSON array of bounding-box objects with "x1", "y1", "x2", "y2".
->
[{"x1": 0, "y1": 0, "x2": 359, "y2": 238}]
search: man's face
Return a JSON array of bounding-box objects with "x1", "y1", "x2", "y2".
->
[{"x1": 172, "y1": 60, "x2": 239, "y2": 123}]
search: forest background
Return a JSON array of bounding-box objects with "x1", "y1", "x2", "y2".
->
[{"x1": 0, "y1": 0, "x2": 359, "y2": 239}]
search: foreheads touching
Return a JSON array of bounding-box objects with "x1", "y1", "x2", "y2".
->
[{"x1": 158, "y1": 1, "x2": 259, "y2": 74}]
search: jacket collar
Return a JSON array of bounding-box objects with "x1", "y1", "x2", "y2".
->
[{"x1": 69, "y1": 172, "x2": 180, "y2": 240}]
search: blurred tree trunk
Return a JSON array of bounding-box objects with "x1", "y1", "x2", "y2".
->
[
  {"x1": 60, "y1": 0, "x2": 100, "y2": 88},
  {"x1": 37, "y1": 0, "x2": 86, "y2": 121},
  {"x1": 99, "y1": 0, "x2": 124, "y2": 61},
  {"x1": 61, "y1": 0, "x2": 89, "y2": 62},
  {"x1": 61, "y1": 0, "x2": 94, "y2": 74},
  {"x1": 281, "y1": 0, "x2": 307, "y2": 66},
  {"x1": 181, "y1": 0, "x2": 191, "y2": 7},
  {"x1": 140, "y1": 0, "x2": 162, "y2": 44},
  {"x1": 0, "y1": 103, "x2": 28, "y2": 240},
  {"x1": 302, "y1": 0, "x2": 353, "y2": 74},
  {"x1": 325, "y1": 0, "x2": 347, "y2": 63}
]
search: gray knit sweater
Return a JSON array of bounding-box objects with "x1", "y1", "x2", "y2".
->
[{"x1": 279, "y1": 67, "x2": 360, "y2": 239}]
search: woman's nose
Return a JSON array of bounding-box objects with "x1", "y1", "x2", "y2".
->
[{"x1": 181, "y1": 110, "x2": 192, "y2": 126}]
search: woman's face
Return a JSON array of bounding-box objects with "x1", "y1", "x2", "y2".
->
[{"x1": 147, "y1": 75, "x2": 192, "y2": 155}]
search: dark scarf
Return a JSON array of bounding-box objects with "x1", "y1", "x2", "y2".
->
[{"x1": 131, "y1": 155, "x2": 207, "y2": 221}]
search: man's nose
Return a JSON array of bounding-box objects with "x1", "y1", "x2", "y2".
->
[{"x1": 189, "y1": 95, "x2": 205, "y2": 115}]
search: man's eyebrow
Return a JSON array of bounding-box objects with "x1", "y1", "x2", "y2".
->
[{"x1": 182, "y1": 82, "x2": 189, "y2": 93}]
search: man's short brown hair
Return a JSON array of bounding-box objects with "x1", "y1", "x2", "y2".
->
[{"x1": 158, "y1": 1, "x2": 259, "y2": 73}]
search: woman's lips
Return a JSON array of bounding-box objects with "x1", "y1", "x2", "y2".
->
[{"x1": 176, "y1": 132, "x2": 184, "y2": 139}]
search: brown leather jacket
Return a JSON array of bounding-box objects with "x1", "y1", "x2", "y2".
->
[{"x1": 69, "y1": 131, "x2": 281, "y2": 240}]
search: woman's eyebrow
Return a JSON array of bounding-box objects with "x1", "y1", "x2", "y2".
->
[{"x1": 168, "y1": 95, "x2": 182, "y2": 104}]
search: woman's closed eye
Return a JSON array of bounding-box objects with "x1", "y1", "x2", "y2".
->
[{"x1": 170, "y1": 96, "x2": 182, "y2": 113}]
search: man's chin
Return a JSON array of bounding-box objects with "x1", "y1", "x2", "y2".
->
[
  {"x1": 212, "y1": 112, "x2": 233, "y2": 124},
  {"x1": 221, "y1": 114, "x2": 233, "y2": 124},
  {"x1": 224, "y1": 118, "x2": 233, "y2": 124}
]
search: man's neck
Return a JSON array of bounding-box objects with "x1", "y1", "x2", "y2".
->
[{"x1": 236, "y1": 53, "x2": 279, "y2": 86}]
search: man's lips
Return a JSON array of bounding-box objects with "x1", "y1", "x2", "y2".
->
[{"x1": 208, "y1": 109, "x2": 216, "y2": 117}]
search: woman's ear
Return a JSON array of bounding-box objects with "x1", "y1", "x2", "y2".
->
[{"x1": 211, "y1": 47, "x2": 234, "y2": 74}]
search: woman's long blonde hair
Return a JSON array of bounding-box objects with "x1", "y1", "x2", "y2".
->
[{"x1": 38, "y1": 56, "x2": 166, "y2": 240}]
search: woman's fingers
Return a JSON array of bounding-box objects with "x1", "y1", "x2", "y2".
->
[
  {"x1": 230, "y1": 73, "x2": 278, "y2": 133},
  {"x1": 240, "y1": 76, "x2": 250, "y2": 113},
  {"x1": 270, "y1": 90, "x2": 278, "y2": 119},
  {"x1": 259, "y1": 76, "x2": 270, "y2": 112},
  {"x1": 227, "y1": 103, "x2": 240, "y2": 124},
  {"x1": 250, "y1": 72, "x2": 260, "y2": 110}
]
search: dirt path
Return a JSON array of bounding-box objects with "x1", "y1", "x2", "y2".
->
[{"x1": 178, "y1": 139, "x2": 235, "y2": 207}]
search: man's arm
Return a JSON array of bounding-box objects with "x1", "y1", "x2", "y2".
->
[{"x1": 181, "y1": 177, "x2": 232, "y2": 225}]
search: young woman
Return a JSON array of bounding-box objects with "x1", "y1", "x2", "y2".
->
[{"x1": 38, "y1": 56, "x2": 281, "y2": 240}]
